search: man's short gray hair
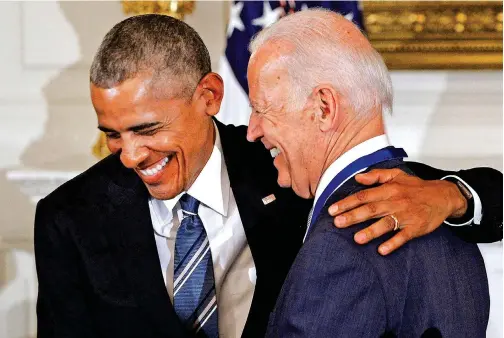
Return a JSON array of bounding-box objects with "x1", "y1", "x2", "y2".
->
[
  {"x1": 90, "y1": 14, "x2": 211, "y2": 98},
  {"x1": 249, "y1": 9, "x2": 393, "y2": 115}
]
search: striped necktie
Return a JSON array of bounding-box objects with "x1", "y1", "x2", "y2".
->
[{"x1": 174, "y1": 194, "x2": 219, "y2": 337}]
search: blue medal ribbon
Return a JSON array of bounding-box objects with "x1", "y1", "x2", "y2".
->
[{"x1": 306, "y1": 146, "x2": 408, "y2": 239}]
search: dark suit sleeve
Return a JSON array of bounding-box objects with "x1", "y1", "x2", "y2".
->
[
  {"x1": 35, "y1": 198, "x2": 96, "y2": 337},
  {"x1": 267, "y1": 230, "x2": 387, "y2": 337},
  {"x1": 406, "y1": 161, "x2": 503, "y2": 243}
]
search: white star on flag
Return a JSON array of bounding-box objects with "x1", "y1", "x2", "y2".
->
[
  {"x1": 252, "y1": 1, "x2": 285, "y2": 28},
  {"x1": 227, "y1": 2, "x2": 245, "y2": 37},
  {"x1": 344, "y1": 12, "x2": 354, "y2": 22}
]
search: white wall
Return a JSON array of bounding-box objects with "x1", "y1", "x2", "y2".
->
[{"x1": 0, "y1": 2, "x2": 501, "y2": 338}]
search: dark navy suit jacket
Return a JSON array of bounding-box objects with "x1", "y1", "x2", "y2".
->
[{"x1": 266, "y1": 159, "x2": 490, "y2": 338}]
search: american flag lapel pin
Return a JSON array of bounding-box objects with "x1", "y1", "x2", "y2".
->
[{"x1": 262, "y1": 194, "x2": 276, "y2": 205}]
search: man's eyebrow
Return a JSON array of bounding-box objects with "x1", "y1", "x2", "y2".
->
[
  {"x1": 97, "y1": 122, "x2": 162, "y2": 133},
  {"x1": 98, "y1": 125, "x2": 115, "y2": 133},
  {"x1": 127, "y1": 122, "x2": 162, "y2": 132}
]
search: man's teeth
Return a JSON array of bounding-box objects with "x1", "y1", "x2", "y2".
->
[
  {"x1": 270, "y1": 148, "x2": 281, "y2": 158},
  {"x1": 140, "y1": 157, "x2": 169, "y2": 176}
]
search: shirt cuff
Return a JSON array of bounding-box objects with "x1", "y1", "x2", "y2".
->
[{"x1": 441, "y1": 175, "x2": 483, "y2": 226}]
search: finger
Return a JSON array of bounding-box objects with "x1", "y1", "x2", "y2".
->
[
  {"x1": 329, "y1": 185, "x2": 396, "y2": 216},
  {"x1": 334, "y1": 201, "x2": 399, "y2": 228},
  {"x1": 377, "y1": 230, "x2": 413, "y2": 256},
  {"x1": 354, "y1": 168, "x2": 405, "y2": 185},
  {"x1": 353, "y1": 215, "x2": 398, "y2": 244}
]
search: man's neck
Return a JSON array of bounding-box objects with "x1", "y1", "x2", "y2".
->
[
  {"x1": 186, "y1": 120, "x2": 217, "y2": 191},
  {"x1": 311, "y1": 113, "x2": 385, "y2": 196}
]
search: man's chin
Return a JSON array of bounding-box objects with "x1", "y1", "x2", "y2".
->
[
  {"x1": 277, "y1": 172, "x2": 292, "y2": 189},
  {"x1": 290, "y1": 185, "x2": 311, "y2": 199},
  {"x1": 145, "y1": 182, "x2": 182, "y2": 201},
  {"x1": 287, "y1": 180, "x2": 312, "y2": 199},
  {"x1": 277, "y1": 179, "x2": 291, "y2": 188}
]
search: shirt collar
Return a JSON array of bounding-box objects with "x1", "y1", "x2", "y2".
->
[
  {"x1": 162, "y1": 122, "x2": 230, "y2": 217},
  {"x1": 313, "y1": 134, "x2": 390, "y2": 208}
]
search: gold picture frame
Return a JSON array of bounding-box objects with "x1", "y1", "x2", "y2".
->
[
  {"x1": 363, "y1": 1, "x2": 503, "y2": 69},
  {"x1": 121, "y1": 0, "x2": 195, "y2": 20}
]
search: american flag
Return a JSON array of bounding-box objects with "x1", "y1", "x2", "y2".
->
[{"x1": 217, "y1": 1, "x2": 363, "y2": 126}]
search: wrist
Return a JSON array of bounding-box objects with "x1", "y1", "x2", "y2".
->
[{"x1": 445, "y1": 180, "x2": 468, "y2": 218}]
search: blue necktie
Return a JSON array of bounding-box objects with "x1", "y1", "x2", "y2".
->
[{"x1": 174, "y1": 194, "x2": 219, "y2": 337}]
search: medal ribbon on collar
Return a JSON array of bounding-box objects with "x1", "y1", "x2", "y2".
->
[{"x1": 305, "y1": 146, "x2": 408, "y2": 241}]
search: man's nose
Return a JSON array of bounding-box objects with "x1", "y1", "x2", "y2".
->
[
  {"x1": 120, "y1": 137, "x2": 149, "y2": 169},
  {"x1": 246, "y1": 113, "x2": 263, "y2": 142}
]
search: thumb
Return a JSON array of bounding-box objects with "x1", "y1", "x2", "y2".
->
[{"x1": 355, "y1": 168, "x2": 403, "y2": 185}]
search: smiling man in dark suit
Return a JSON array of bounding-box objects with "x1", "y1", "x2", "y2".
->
[
  {"x1": 246, "y1": 9, "x2": 493, "y2": 337},
  {"x1": 35, "y1": 14, "x2": 501, "y2": 338}
]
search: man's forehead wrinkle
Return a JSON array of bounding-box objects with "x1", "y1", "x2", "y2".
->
[{"x1": 250, "y1": 91, "x2": 272, "y2": 113}]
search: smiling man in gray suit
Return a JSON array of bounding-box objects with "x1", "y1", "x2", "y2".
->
[{"x1": 246, "y1": 9, "x2": 490, "y2": 337}]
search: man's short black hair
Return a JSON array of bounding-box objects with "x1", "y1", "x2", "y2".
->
[{"x1": 90, "y1": 14, "x2": 211, "y2": 98}]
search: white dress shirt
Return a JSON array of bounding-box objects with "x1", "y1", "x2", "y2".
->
[
  {"x1": 307, "y1": 135, "x2": 482, "y2": 240},
  {"x1": 149, "y1": 124, "x2": 256, "y2": 338}
]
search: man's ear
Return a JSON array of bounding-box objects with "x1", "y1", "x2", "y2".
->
[
  {"x1": 194, "y1": 72, "x2": 224, "y2": 117},
  {"x1": 313, "y1": 85, "x2": 339, "y2": 132}
]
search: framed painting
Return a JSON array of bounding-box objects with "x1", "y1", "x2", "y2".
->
[{"x1": 363, "y1": 1, "x2": 503, "y2": 69}]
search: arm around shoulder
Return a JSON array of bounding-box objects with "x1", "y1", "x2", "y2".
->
[{"x1": 407, "y1": 162, "x2": 503, "y2": 242}]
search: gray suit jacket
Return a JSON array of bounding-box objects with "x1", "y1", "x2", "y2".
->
[{"x1": 266, "y1": 159, "x2": 490, "y2": 338}]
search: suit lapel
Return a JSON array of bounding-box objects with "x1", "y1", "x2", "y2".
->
[
  {"x1": 216, "y1": 120, "x2": 277, "y2": 258},
  {"x1": 217, "y1": 120, "x2": 310, "y2": 337},
  {"x1": 103, "y1": 159, "x2": 189, "y2": 337}
]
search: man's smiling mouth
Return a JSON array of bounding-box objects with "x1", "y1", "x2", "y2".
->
[{"x1": 139, "y1": 156, "x2": 171, "y2": 176}]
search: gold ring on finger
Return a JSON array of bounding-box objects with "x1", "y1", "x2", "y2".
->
[{"x1": 389, "y1": 214, "x2": 400, "y2": 231}]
